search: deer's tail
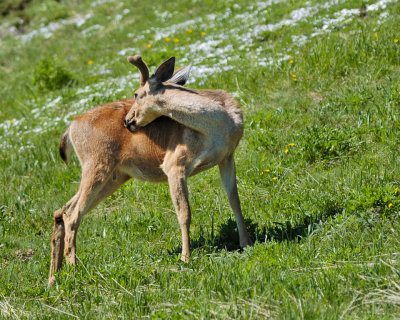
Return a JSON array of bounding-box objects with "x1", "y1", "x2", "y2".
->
[{"x1": 59, "y1": 127, "x2": 73, "y2": 166}]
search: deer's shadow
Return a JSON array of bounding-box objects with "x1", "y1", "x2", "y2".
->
[{"x1": 170, "y1": 201, "x2": 342, "y2": 254}]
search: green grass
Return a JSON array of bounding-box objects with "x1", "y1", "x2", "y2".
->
[{"x1": 1, "y1": 0, "x2": 400, "y2": 318}]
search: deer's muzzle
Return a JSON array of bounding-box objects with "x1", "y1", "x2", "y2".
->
[{"x1": 124, "y1": 118, "x2": 138, "y2": 133}]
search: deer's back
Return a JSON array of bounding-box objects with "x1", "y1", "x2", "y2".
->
[{"x1": 69, "y1": 100, "x2": 189, "y2": 182}]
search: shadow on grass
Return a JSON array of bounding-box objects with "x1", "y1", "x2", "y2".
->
[{"x1": 171, "y1": 200, "x2": 343, "y2": 254}]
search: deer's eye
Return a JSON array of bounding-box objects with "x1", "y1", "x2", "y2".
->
[{"x1": 134, "y1": 93, "x2": 138, "y2": 100}]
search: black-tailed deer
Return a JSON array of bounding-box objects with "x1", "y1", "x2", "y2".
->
[{"x1": 49, "y1": 56, "x2": 251, "y2": 286}]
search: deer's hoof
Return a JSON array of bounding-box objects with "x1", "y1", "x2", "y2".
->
[
  {"x1": 180, "y1": 255, "x2": 190, "y2": 263},
  {"x1": 48, "y1": 276, "x2": 56, "y2": 287}
]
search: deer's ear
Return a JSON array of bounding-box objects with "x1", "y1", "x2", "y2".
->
[
  {"x1": 169, "y1": 62, "x2": 192, "y2": 86},
  {"x1": 149, "y1": 57, "x2": 175, "y2": 88}
]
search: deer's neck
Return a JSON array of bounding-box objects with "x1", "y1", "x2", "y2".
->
[{"x1": 154, "y1": 91, "x2": 231, "y2": 135}]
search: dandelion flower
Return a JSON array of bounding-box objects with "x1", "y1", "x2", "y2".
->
[
  {"x1": 395, "y1": 39, "x2": 399, "y2": 43},
  {"x1": 265, "y1": 169, "x2": 270, "y2": 172},
  {"x1": 201, "y1": 31, "x2": 206, "y2": 36},
  {"x1": 173, "y1": 38, "x2": 179, "y2": 43},
  {"x1": 284, "y1": 149, "x2": 289, "y2": 154},
  {"x1": 374, "y1": 33, "x2": 378, "y2": 38},
  {"x1": 188, "y1": 29, "x2": 193, "y2": 33},
  {"x1": 272, "y1": 177, "x2": 277, "y2": 180},
  {"x1": 288, "y1": 143, "x2": 295, "y2": 147},
  {"x1": 88, "y1": 60, "x2": 93, "y2": 65},
  {"x1": 289, "y1": 60, "x2": 294, "y2": 64},
  {"x1": 292, "y1": 74, "x2": 296, "y2": 77},
  {"x1": 165, "y1": 37, "x2": 171, "y2": 42},
  {"x1": 260, "y1": 171, "x2": 264, "y2": 176},
  {"x1": 146, "y1": 44, "x2": 152, "y2": 48},
  {"x1": 395, "y1": 188, "x2": 398, "y2": 194},
  {"x1": 388, "y1": 203, "x2": 393, "y2": 208},
  {"x1": 10, "y1": 119, "x2": 14, "y2": 124},
  {"x1": 293, "y1": 78, "x2": 297, "y2": 82}
]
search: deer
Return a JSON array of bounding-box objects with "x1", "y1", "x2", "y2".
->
[{"x1": 48, "y1": 55, "x2": 251, "y2": 286}]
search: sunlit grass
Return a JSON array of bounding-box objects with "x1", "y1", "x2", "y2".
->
[{"x1": 1, "y1": 0, "x2": 400, "y2": 318}]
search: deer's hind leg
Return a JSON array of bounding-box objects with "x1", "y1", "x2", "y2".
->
[
  {"x1": 49, "y1": 192, "x2": 82, "y2": 286},
  {"x1": 49, "y1": 165, "x2": 129, "y2": 286},
  {"x1": 49, "y1": 208, "x2": 66, "y2": 286},
  {"x1": 218, "y1": 155, "x2": 251, "y2": 248}
]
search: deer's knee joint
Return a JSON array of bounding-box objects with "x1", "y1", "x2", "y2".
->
[
  {"x1": 53, "y1": 210, "x2": 64, "y2": 226},
  {"x1": 65, "y1": 246, "x2": 71, "y2": 256},
  {"x1": 179, "y1": 218, "x2": 191, "y2": 227}
]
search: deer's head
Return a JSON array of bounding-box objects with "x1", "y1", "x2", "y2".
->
[{"x1": 124, "y1": 55, "x2": 190, "y2": 132}]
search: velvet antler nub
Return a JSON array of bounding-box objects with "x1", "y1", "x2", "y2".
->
[{"x1": 127, "y1": 55, "x2": 149, "y2": 86}]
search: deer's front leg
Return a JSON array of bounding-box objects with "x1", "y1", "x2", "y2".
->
[{"x1": 167, "y1": 167, "x2": 192, "y2": 262}]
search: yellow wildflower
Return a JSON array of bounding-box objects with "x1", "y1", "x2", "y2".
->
[
  {"x1": 201, "y1": 31, "x2": 206, "y2": 36},
  {"x1": 388, "y1": 203, "x2": 393, "y2": 208},
  {"x1": 292, "y1": 74, "x2": 296, "y2": 77},
  {"x1": 146, "y1": 44, "x2": 152, "y2": 48},
  {"x1": 289, "y1": 60, "x2": 294, "y2": 64},
  {"x1": 288, "y1": 143, "x2": 295, "y2": 147},
  {"x1": 188, "y1": 29, "x2": 193, "y2": 33},
  {"x1": 272, "y1": 177, "x2": 277, "y2": 180},
  {"x1": 165, "y1": 37, "x2": 171, "y2": 42},
  {"x1": 265, "y1": 169, "x2": 270, "y2": 172},
  {"x1": 395, "y1": 39, "x2": 399, "y2": 43},
  {"x1": 395, "y1": 188, "x2": 398, "y2": 194},
  {"x1": 293, "y1": 78, "x2": 297, "y2": 82},
  {"x1": 374, "y1": 33, "x2": 378, "y2": 38},
  {"x1": 88, "y1": 60, "x2": 93, "y2": 65},
  {"x1": 284, "y1": 149, "x2": 289, "y2": 154},
  {"x1": 173, "y1": 38, "x2": 180, "y2": 43},
  {"x1": 260, "y1": 171, "x2": 264, "y2": 176}
]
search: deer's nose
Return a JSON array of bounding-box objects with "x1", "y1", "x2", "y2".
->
[{"x1": 124, "y1": 118, "x2": 136, "y2": 128}]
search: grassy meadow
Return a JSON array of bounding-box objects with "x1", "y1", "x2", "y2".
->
[{"x1": 1, "y1": 0, "x2": 400, "y2": 318}]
